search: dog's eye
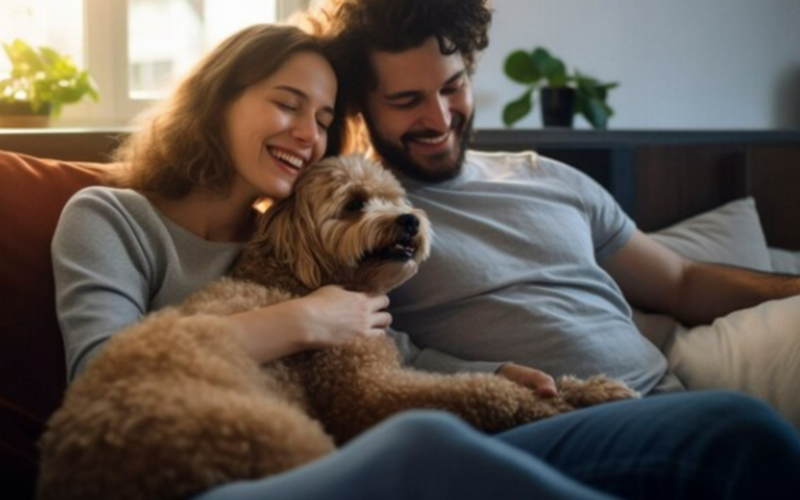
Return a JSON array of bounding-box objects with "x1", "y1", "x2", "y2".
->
[{"x1": 344, "y1": 198, "x2": 366, "y2": 213}]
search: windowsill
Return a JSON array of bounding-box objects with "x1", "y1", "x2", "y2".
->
[
  {"x1": 0, "y1": 117, "x2": 134, "y2": 135},
  {"x1": 0, "y1": 125, "x2": 134, "y2": 162},
  {"x1": 0, "y1": 127, "x2": 134, "y2": 135}
]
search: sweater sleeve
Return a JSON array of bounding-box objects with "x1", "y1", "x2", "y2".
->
[{"x1": 52, "y1": 188, "x2": 156, "y2": 381}]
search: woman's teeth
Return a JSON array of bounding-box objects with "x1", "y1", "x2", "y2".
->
[{"x1": 268, "y1": 148, "x2": 304, "y2": 169}]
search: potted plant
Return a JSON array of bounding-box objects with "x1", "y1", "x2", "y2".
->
[
  {"x1": 0, "y1": 39, "x2": 99, "y2": 127},
  {"x1": 502, "y1": 47, "x2": 618, "y2": 129}
]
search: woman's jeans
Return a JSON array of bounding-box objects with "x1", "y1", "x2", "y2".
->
[{"x1": 196, "y1": 391, "x2": 800, "y2": 500}]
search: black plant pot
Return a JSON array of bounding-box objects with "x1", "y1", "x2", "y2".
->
[{"x1": 540, "y1": 87, "x2": 576, "y2": 128}]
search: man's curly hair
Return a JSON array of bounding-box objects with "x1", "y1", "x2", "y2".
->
[{"x1": 298, "y1": 0, "x2": 492, "y2": 118}]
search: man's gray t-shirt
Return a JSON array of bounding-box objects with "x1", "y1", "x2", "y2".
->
[{"x1": 389, "y1": 151, "x2": 671, "y2": 394}]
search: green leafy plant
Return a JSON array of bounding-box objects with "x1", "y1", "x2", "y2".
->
[
  {"x1": 0, "y1": 39, "x2": 99, "y2": 117},
  {"x1": 502, "y1": 47, "x2": 618, "y2": 129}
]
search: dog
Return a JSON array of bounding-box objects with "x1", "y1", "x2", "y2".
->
[{"x1": 37, "y1": 154, "x2": 637, "y2": 500}]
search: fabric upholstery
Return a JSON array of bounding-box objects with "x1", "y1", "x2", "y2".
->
[
  {"x1": 649, "y1": 197, "x2": 772, "y2": 272},
  {"x1": 666, "y1": 295, "x2": 800, "y2": 430},
  {"x1": 0, "y1": 150, "x2": 105, "y2": 498},
  {"x1": 770, "y1": 247, "x2": 800, "y2": 274},
  {"x1": 633, "y1": 197, "x2": 772, "y2": 349}
]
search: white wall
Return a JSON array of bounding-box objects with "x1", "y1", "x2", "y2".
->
[{"x1": 472, "y1": 0, "x2": 800, "y2": 130}]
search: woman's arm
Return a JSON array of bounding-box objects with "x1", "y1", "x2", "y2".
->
[
  {"x1": 54, "y1": 189, "x2": 394, "y2": 377},
  {"x1": 226, "y1": 286, "x2": 391, "y2": 365},
  {"x1": 53, "y1": 189, "x2": 158, "y2": 380}
]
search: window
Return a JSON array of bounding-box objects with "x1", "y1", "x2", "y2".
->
[
  {"x1": 127, "y1": 0, "x2": 278, "y2": 99},
  {"x1": 0, "y1": 0, "x2": 308, "y2": 126},
  {"x1": 0, "y1": 0, "x2": 85, "y2": 71}
]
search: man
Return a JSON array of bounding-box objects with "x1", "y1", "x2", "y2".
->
[
  {"x1": 303, "y1": 0, "x2": 800, "y2": 421},
  {"x1": 180, "y1": 2, "x2": 800, "y2": 499}
]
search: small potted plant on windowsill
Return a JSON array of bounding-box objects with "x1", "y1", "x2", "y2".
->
[
  {"x1": 502, "y1": 47, "x2": 618, "y2": 130},
  {"x1": 0, "y1": 39, "x2": 100, "y2": 128}
]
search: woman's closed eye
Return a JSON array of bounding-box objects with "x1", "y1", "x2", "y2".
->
[
  {"x1": 316, "y1": 117, "x2": 332, "y2": 131},
  {"x1": 275, "y1": 101, "x2": 299, "y2": 112}
]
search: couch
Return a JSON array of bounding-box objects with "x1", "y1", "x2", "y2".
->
[
  {"x1": 0, "y1": 150, "x2": 106, "y2": 499},
  {"x1": 1, "y1": 147, "x2": 798, "y2": 499}
]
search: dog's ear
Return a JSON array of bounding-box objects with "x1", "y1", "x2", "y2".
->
[
  {"x1": 292, "y1": 196, "x2": 339, "y2": 288},
  {"x1": 256, "y1": 194, "x2": 332, "y2": 290}
]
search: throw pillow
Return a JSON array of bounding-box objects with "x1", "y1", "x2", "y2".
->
[
  {"x1": 649, "y1": 197, "x2": 772, "y2": 272},
  {"x1": 769, "y1": 248, "x2": 800, "y2": 275},
  {"x1": 665, "y1": 295, "x2": 800, "y2": 429},
  {"x1": 632, "y1": 197, "x2": 772, "y2": 349}
]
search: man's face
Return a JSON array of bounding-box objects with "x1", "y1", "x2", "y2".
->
[{"x1": 364, "y1": 37, "x2": 475, "y2": 182}]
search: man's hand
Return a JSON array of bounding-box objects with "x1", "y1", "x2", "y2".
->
[{"x1": 497, "y1": 363, "x2": 558, "y2": 398}]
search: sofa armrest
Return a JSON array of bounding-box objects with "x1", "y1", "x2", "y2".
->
[{"x1": 0, "y1": 150, "x2": 107, "y2": 499}]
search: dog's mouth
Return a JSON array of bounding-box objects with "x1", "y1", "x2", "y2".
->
[{"x1": 363, "y1": 236, "x2": 419, "y2": 263}]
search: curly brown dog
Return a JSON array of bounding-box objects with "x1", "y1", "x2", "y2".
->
[{"x1": 37, "y1": 154, "x2": 637, "y2": 500}]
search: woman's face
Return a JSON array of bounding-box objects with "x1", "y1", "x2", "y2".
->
[{"x1": 225, "y1": 51, "x2": 337, "y2": 201}]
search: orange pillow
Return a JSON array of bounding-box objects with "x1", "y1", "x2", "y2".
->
[{"x1": 0, "y1": 150, "x2": 106, "y2": 494}]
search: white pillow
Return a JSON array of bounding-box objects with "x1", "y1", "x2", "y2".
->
[
  {"x1": 769, "y1": 247, "x2": 800, "y2": 274},
  {"x1": 632, "y1": 197, "x2": 772, "y2": 349},
  {"x1": 665, "y1": 295, "x2": 800, "y2": 430},
  {"x1": 632, "y1": 198, "x2": 800, "y2": 428},
  {"x1": 649, "y1": 197, "x2": 772, "y2": 272}
]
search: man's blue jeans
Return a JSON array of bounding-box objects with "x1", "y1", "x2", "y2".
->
[{"x1": 196, "y1": 391, "x2": 800, "y2": 500}]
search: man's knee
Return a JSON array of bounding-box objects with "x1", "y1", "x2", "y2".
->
[
  {"x1": 380, "y1": 410, "x2": 471, "y2": 442},
  {"x1": 687, "y1": 391, "x2": 799, "y2": 455}
]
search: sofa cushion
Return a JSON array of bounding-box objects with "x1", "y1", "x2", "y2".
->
[
  {"x1": 0, "y1": 150, "x2": 105, "y2": 498},
  {"x1": 769, "y1": 247, "x2": 800, "y2": 274},
  {"x1": 649, "y1": 197, "x2": 772, "y2": 272},
  {"x1": 632, "y1": 197, "x2": 772, "y2": 349},
  {"x1": 0, "y1": 399, "x2": 43, "y2": 499}
]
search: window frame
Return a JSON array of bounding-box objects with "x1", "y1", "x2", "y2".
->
[{"x1": 68, "y1": 0, "x2": 308, "y2": 126}]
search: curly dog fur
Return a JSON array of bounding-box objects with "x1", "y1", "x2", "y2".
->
[{"x1": 37, "y1": 154, "x2": 637, "y2": 500}]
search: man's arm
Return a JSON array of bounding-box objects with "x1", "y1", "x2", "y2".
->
[{"x1": 602, "y1": 229, "x2": 800, "y2": 326}]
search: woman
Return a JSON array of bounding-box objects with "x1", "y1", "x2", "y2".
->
[
  {"x1": 54, "y1": 24, "x2": 391, "y2": 383},
  {"x1": 50, "y1": 24, "x2": 800, "y2": 500}
]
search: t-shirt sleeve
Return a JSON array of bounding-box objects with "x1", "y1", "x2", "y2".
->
[
  {"x1": 588, "y1": 185, "x2": 635, "y2": 262},
  {"x1": 387, "y1": 327, "x2": 507, "y2": 374},
  {"x1": 52, "y1": 188, "x2": 153, "y2": 381},
  {"x1": 543, "y1": 156, "x2": 635, "y2": 262}
]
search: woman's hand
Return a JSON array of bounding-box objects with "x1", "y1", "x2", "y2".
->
[
  {"x1": 497, "y1": 363, "x2": 558, "y2": 398},
  {"x1": 295, "y1": 285, "x2": 392, "y2": 349},
  {"x1": 226, "y1": 285, "x2": 391, "y2": 364}
]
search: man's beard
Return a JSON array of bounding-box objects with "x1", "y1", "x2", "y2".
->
[{"x1": 365, "y1": 112, "x2": 475, "y2": 183}]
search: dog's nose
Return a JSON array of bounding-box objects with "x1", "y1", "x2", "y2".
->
[{"x1": 396, "y1": 214, "x2": 420, "y2": 236}]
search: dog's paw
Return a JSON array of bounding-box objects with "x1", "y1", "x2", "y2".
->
[{"x1": 557, "y1": 375, "x2": 639, "y2": 408}]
